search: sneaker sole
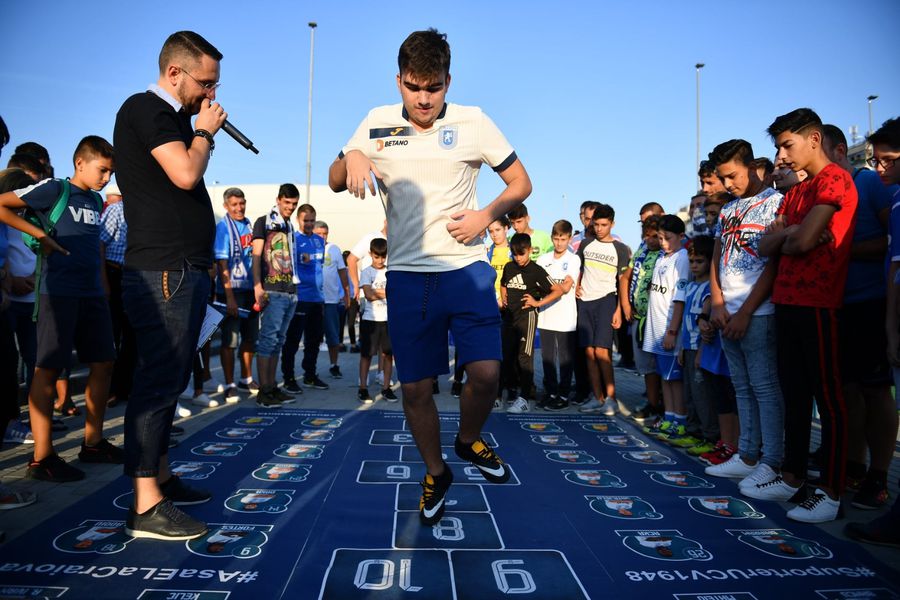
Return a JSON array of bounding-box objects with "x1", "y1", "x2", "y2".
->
[
  {"x1": 125, "y1": 526, "x2": 208, "y2": 541},
  {"x1": 170, "y1": 496, "x2": 212, "y2": 506}
]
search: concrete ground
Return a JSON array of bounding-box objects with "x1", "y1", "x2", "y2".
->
[{"x1": 1, "y1": 340, "x2": 898, "y2": 575}]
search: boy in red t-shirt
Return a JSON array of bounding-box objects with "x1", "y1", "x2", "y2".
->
[{"x1": 755, "y1": 108, "x2": 858, "y2": 524}]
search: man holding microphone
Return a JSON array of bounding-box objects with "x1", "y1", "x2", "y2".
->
[{"x1": 114, "y1": 31, "x2": 226, "y2": 540}]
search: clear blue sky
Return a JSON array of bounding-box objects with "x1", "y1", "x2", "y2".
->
[{"x1": 3, "y1": 0, "x2": 899, "y2": 246}]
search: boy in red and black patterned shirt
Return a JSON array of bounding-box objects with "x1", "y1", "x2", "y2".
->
[{"x1": 755, "y1": 108, "x2": 858, "y2": 524}]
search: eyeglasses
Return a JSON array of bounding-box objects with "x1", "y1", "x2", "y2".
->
[
  {"x1": 179, "y1": 66, "x2": 221, "y2": 92},
  {"x1": 867, "y1": 156, "x2": 898, "y2": 170}
]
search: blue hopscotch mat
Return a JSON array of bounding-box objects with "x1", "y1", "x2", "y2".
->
[{"x1": 0, "y1": 406, "x2": 898, "y2": 599}]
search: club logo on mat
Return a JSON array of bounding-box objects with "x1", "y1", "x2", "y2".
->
[
  {"x1": 520, "y1": 422, "x2": 563, "y2": 432},
  {"x1": 273, "y1": 443, "x2": 324, "y2": 459},
  {"x1": 290, "y1": 429, "x2": 334, "y2": 442},
  {"x1": 544, "y1": 450, "x2": 598, "y2": 464},
  {"x1": 169, "y1": 461, "x2": 219, "y2": 480},
  {"x1": 619, "y1": 450, "x2": 675, "y2": 465},
  {"x1": 191, "y1": 442, "x2": 245, "y2": 456},
  {"x1": 216, "y1": 427, "x2": 262, "y2": 440},
  {"x1": 728, "y1": 529, "x2": 833, "y2": 560},
  {"x1": 235, "y1": 416, "x2": 277, "y2": 426},
  {"x1": 581, "y1": 422, "x2": 625, "y2": 434},
  {"x1": 302, "y1": 417, "x2": 342, "y2": 428},
  {"x1": 53, "y1": 520, "x2": 132, "y2": 554},
  {"x1": 252, "y1": 463, "x2": 311, "y2": 482},
  {"x1": 187, "y1": 524, "x2": 272, "y2": 559},
  {"x1": 225, "y1": 489, "x2": 295, "y2": 514},
  {"x1": 645, "y1": 470, "x2": 714, "y2": 488},
  {"x1": 530, "y1": 434, "x2": 577, "y2": 446},
  {"x1": 563, "y1": 469, "x2": 627, "y2": 488},
  {"x1": 588, "y1": 496, "x2": 663, "y2": 519},
  {"x1": 618, "y1": 529, "x2": 713, "y2": 561},
  {"x1": 684, "y1": 496, "x2": 765, "y2": 519},
  {"x1": 598, "y1": 434, "x2": 648, "y2": 448}
]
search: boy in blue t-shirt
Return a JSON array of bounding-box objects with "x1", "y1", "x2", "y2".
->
[
  {"x1": 0, "y1": 136, "x2": 122, "y2": 482},
  {"x1": 213, "y1": 187, "x2": 257, "y2": 401}
]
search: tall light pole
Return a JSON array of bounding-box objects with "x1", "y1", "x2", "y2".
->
[
  {"x1": 867, "y1": 95, "x2": 878, "y2": 136},
  {"x1": 695, "y1": 63, "x2": 705, "y2": 184},
  {"x1": 305, "y1": 22, "x2": 317, "y2": 204}
]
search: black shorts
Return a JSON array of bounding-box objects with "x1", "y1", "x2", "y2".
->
[
  {"x1": 219, "y1": 289, "x2": 260, "y2": 349},
  {"x1": 359, "y1": 320, "x2": 392, "y2": 358},
  {"x1": 577, "y1": 294, "x2": 617, "y2": 349},
  {"x1": 838, "y1": 297, "x2": 891, "y2": 386},
  {"x1": 36, "y1": 295, "x2": 116, "y2": 369}
]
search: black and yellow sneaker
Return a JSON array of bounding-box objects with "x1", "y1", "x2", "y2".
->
[
  {"x1": 454, "y1": 434, "x2": 510, "y2": 484},
  {"x1": 419, "y1": 463, "x2": 453, "y2": 525}
]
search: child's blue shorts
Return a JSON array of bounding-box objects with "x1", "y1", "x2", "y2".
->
[{"x1": 654, "y1": 352, "x2": 683, "y2": 381}]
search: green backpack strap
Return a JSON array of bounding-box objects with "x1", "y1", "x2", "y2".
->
[{"x1": 30, "y1": 180, "x2": 74, "y2": 322}]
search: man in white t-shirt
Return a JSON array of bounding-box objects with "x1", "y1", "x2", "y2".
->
[
  {"x1": 328, "y1": 28, "x2": 531, "y2": 526},
  {"x1": 313, "y1": 221, "x2": 350, "y2": 379}
]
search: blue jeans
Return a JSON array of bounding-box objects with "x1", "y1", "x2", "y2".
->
[
  {"x1": 122, "y1": 267, "x2": 210, "y2": 477},
  {"x1": 721, "y1": 314, "x2": 784, "y2": 468},
  {"x1": 257, "y1": 291, "x2": 297, "y2": 358}
]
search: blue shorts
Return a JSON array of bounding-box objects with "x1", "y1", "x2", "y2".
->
[
  {"x1": 654, "y1": 353, "x2": 683, "y2": 381},
  {"x1": 387, "y1": 261, "x2": 501, "y2": 383}
]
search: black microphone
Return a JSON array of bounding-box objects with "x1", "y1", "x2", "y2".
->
[{"x1": 222, "y1": 120, "x2": 259, "y2": 154}]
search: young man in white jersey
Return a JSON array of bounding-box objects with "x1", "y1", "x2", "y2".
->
[{"x1": 328, "y1": 28, "x2": 532, "y2": 526}]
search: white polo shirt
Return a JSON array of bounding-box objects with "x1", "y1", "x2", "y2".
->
[{"x1": 342, "y1": 102, "x2": 516, "y2": 272}]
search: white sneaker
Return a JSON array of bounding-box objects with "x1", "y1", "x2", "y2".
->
[
  {"x1": 179, "y1": 383, "x2": 193, "y2": 400},
  {"x1": 741, "y1": 475, "x2": 801, "y2": 501},
  {"x1": 176, "y1": 402, "x2": 192, "y2": 418},
  {"x1": 704, "y1": 454, "x2": 756, "y2": 478},
  {"x1": 507, "y1": 397, "x2": 530, "y2": 414},
  {"x1": 739, "y1": 463, "x2": 777, "y2": 490},
  {"x1": 191, "y1": 394, "x2": 220, "y2": 408},
  {"x1": 578, "y1": 396, "x2": 603, "y2": 414},
  {"x1": 786, "y1": 488, "x2": 840, "y2": 523},
  {"x1": 223, "y1": 386, "x2": 240, "y2": 404},
  {"x1": 601, "y1": 397, "x2": 617, "y2": 416}
]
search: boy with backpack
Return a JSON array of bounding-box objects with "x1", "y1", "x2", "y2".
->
[{"x1": 0, "y1": 135, "x2": 121, "y2": 482}]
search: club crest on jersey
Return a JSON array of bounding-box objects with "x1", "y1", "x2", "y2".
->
[
  {"x1": 618, "y1": 529, "x2": 713, "y2": 561},
  {"x1": 530, "y1": 434, "x2": 577, "y2": 446},
  {"x1": 252, "y1": 462, "x2": 311, "y2": 482},
  {"x1": 684, "y1": 496, "x2": 765, "y2": 519},
  {"x1": 274, "y1": 443, "x2": 324, "y2": 460},
  {"x1": 598, "y1": 434, "x2": 648, "y2": 448},
  {"x1": 544, "y1": 449, "x2": 598, "y2": 464},
  {"x1": 192, "y1": 442, "x2": 245, "y2": 457},
  {"x1": 439, "y1": 125, "x2": 457, "y2": 149},
  {"x1": 563, "y1": 469, "x2": 627, "y2": 488},
  {"x1": 520, "y1": 422, "x2": 563, "y2": 432},
  {"x1": 588, "y1": 496, "x2": 663, "y2": 520},
  {"x1": 53, "y1": 520, "x2": 132, "y2": 554},
  {"x1": 645, "y1": 470, "x2": 714, "y2": 488},
  {"x1": 728, "y1": 529, "x2": 833, "y2": 560},
  {"x1": 187, "y1": 524, "x2": 271, "y2": 559},
  {"x1": 225, "y1": 489, "x2": 294, "y2": 514},
  {"x1": 620, "y1": 450, "x2": 675, "y2": 465},
  {"x1": 290, "y1": 429, "x2": 334, "y2": 442}
]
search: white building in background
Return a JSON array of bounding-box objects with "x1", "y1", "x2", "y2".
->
[{"x1": 204, "y1": 183, "x2": 386, "y2": 253}]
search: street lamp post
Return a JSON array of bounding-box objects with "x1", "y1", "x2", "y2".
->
[
  {"x1": 867, "y1": 95, "x2": 878, "y2": 136},
  {"x1": 695, "y1": 63, "x2": 705, "y2": 184},
  {"x1": 305, "y1": 22, "x2": 317, "y2": 204}
]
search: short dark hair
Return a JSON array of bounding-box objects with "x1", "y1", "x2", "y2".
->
[
  {"x1": 641, "y1": 215, "x2": 661, "y2": 234},
  {"x1": 223, "y1": 187, "x2": 245, "y2": 200},
  {"x1": 868, "y1": 117, "x2": 900, "y2": 150},
  {"x1": 551, "y1": 219, "x2": 573, "y2": 236},
  {"x1": 398, "y1": 28, "x2": 451, "y2": 80},
  {"x1": 704, "y1": 192, "x2": 731, "y2": 207},
  {"x1": 509, "y1": 233, "x2": 532, "y2": 255},
  {"x1": 638, "y1": 202, "x2": 663, "y2": 216},
  {"x1": 296, "y1": 203, "x2": 316, "y2": 216},
  {"x1": 278, "y1": 183, "x2": 300, "y2": 199},
  {"x1": 314, "y1": 220, "x2": 328, "y2": 230},
  {"x1": 491, "y1": 215, "x2": 510, "y2": 229},
  {"x1": 159, "y1": 31, "x2": 222, "y2": 74},
  {"x1": 72, "y1": 135, "x2": 114, "y2": 166},
  {"x1": 750, "y1": 157, "x2": 775, "y2": 177},
  {"x1": 370, "y1": 237, "x2": 387, "y2": 256},
  {"x1": 709, "y1": 139, "x2": 754, "y2": 167},
  {"x1": 579, "y1": 200, "x2": 596, "y2": 210},
  {"x1": 697, "y1": 160, "x2": 716, "y2": 178},
  {"x1": 0, "y1": 168, "x2": 37, "y2": 193},
  {"x1": 15, "y1": 141, "x2": 50, "y2": 163},
  {"x1": 658, "y1": 214, "x2": 686, "y2": 236},
  {"x1": 0, "y1": 116, "x2": 8, "y2": 155},
  {"x1": 7, "y1": 153, "x2": 43, "y2": 176},
  {"x1": 822, "y1": 124, "x2": 847, "y2": 151},
  {"x1": 507, "y1": 204, "x2": 529, "y2": 220},
  {"x1": 688, "y1": 235, "x2": 714, "y2": 261},
  {"x1": 767, "y1": 108, "x2": 823, "y2": 141},
  {"x1": 592, "y1": 203, "x2": 615, "y2": 221}
]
